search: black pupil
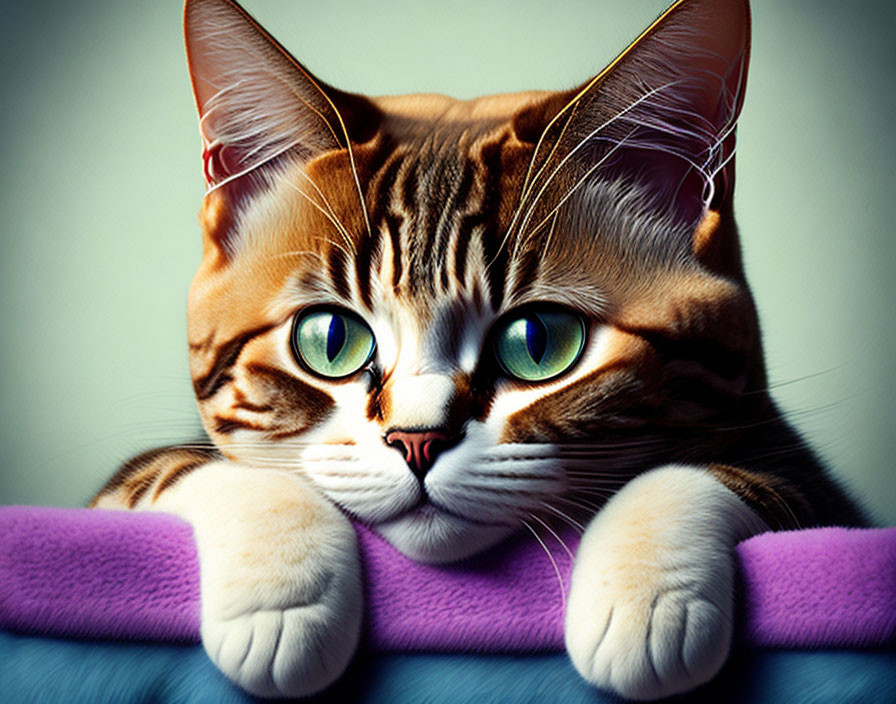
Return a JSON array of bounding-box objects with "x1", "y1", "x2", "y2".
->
[
  {"x1": 525, "y1": 315, "x2": 548, "y2": 365},
  {"x1": 326, "y1": 315, "x2": 346, "y2": 362}
]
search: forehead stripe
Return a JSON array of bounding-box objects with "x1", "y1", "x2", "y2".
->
[
  {"x1": 436, "y1": 163, "x2": 476, "y2": 292},
  {"x1": 327, "y1": 245, "x2": 351, "y2": 300},
  {"x1": 477, "y1": 134, "x2": 510, "y2": 309},
  {"x1": 355, "y1": 143, "x2": 405, "y2": 310},
  {"x1": 385, "y1": 213, "x2": 405, "y2": 292}
]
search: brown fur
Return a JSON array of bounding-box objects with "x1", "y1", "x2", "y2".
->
[
  {"x1": 94, "y1": 0, "x2": 865, "y2": 535},
  {"x1": 92, "y1": 445, "x2": 220, "y2": 509}
]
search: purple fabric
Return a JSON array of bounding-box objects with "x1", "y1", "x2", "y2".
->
[
  {"x1": 358, "y1": 522, "x2": 572, "y2": 650},
  {"x1": 1, "y1": 506, "x2": 894, "y2": 651},
  {"x1": 0, "y1": 506, "x2": 200, "y2": 642},
  {"x1": 737, "y1": 527, "x2": 896, "y2": 648}
]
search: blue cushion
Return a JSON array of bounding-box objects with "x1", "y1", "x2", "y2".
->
[{"x1": 2, "y1": 631, "x2": 894, "y2": 703}]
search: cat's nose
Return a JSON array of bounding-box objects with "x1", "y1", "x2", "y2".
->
[{"x1": 384, "y1": 429, "x2": 450, "y2": 481}]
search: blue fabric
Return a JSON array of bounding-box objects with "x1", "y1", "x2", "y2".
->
[{"x1": 2, "y1": 631, "x2": 894, "y2": 703}]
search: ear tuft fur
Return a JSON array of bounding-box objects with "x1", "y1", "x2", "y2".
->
[
  {"x1": 515, "y1": 0, "x2": 750, "y2": 232},
  {"x1": 184, "y1": 0, "x2": 378, "y2": 190}
]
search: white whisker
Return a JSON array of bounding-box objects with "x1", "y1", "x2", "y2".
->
[
  {"x1": 521, "y1": 518, "x2": 566, "y2": 611},
  {"x1": 496, "y1": 79, "x2": 686, "y2": 268},
  {"x1": 529, "y1": 512, "x2": 575, "y2": 561},
  {"x1": 540, "y1": 501, "x2": 586, "y2": 534},
  {"x1": 275, "y1": 173, "x2": 355, "y2": 257}
]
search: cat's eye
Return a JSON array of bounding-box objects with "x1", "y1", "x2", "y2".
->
[
  {"x1": 292, "y1": 308, "x2": 375, "y2": 379},
  {"x1": 494, "y1": 308, "x2": 585, "y2": 382}
]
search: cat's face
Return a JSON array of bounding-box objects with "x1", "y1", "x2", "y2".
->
[{"x1": 185, "y1": 0, "x2": 760, "y2": 562}]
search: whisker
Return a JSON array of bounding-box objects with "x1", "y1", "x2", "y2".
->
[
  {"x1": 276, "y1": 174, "x2": 355, "y2": 258},
  {"x1": 763, "y1": 485, "x2": 803, "y2": 531},
  {"x1": 566, "y1": 481, "x2": 630, "y2": 492},
  {"x1": 506, "y1": 66, "x2": 633, "y2": 249},
  {"x1": 563, "y1": 471, "x2": 630, "y2": 479},
  {"x1": 499, "y1": 79, "x2": 686, "y2": 265},
  {"x1": 521, "y1": 518, "x2": 566, "y2": 611},
  {"x1": 554, "y1": 494, "x2": 604, "y2": 515},
  {"x1": 540, "y1": 501, "x2": 586, "y2": 534},
  {"x1": 293, "y1": 168, "x2": 358, "y2": 246},
  {"x1": 528, "y1": 512, "x2": 576, "y2": 561},
  {"x1": 508, "y1": 99, "x2": 581, "y2": 245},
  {"x1": 265, "y1": 249, "x2": 329, "y2": 266},
  {"x1": 516, "y1": 126, "x2": 638, "y2": 248}
]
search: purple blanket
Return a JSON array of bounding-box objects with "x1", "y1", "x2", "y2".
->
[{"x1": 1, "y1": 506, "x2": 894, "y2": 651}]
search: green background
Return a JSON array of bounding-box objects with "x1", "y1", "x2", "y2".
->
[{"x1": 1, "y1": 0, "x2": 893, "y2": 524}]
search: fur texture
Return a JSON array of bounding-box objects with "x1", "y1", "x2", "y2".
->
[{"x1": 92, "y1": 0, "x2": 864, "y2": 698}]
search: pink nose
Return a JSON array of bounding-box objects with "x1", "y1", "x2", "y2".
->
[{"x1": 384, "y1": 429, "x2": 450, "y2": 480}]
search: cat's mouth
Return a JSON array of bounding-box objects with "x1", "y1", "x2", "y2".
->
[
  {"x1": 392, "y1": 494, "x2": 509, "y2": 528},
  {"x1": 373, "y1": 492, "x2": 518, "y2": 564}
]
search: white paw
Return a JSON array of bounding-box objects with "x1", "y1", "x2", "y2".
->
[
  {"x1": 156, "y1": 464, "x2": 362, "y2": 699},
  {"x1": 567, "y1": 565, "x2": 732, "y2": 700},
  {"x1": 565, "y1": 466, "x2": 765, "y2": 701},
  {"x1": 202, "y1": 565, "x2": 361, "y2": 699}
]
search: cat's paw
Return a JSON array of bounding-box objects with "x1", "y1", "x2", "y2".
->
[
  {"x1": 566, "y1": 562, "x2": 731, "y2": 700},
  {"x1": 165, "y1": 465, "x2": 362, "y2": 699},
  {"x1": 202, "y1": 567, "x2": 361, "y2": 699},
  {"x1": 565, "y1": 465, "x2": 765, "y2": 701}
]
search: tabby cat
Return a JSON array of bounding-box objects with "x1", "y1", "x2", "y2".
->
[{"x1": 91, "y1": 0, "x2": 864, "y2": 699}]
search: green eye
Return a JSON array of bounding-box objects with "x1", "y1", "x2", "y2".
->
[
  {"x1": 495, "y1": 309, "x2": 585, "y2": 382},
  {"x1": 292, "y1": 308, "x2": 375, "y2": 379}
]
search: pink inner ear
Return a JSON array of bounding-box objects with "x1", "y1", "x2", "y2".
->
[
  {"x1": 201, "y1": 144, "x2": 220, "y2": 186},
  {"x1": 201, "y1": 143, "x2": 243, "y2": 187},
  {"x1": 184, "y1": 0, "x2": 345, "y2": 189}
]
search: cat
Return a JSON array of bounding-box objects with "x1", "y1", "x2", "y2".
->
[{"x1": 90, "y1": 0, "x2": 865, "y2": 699}]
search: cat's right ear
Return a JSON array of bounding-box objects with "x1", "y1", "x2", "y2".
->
[
  {"x1": 184, "y1": 0, "x2": 378, "y2": 191},
  {"x1": 512, "y1": 0, "x2": 750, "y2": 232}
]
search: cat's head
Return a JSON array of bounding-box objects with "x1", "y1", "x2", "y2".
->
[{"x1": 184, "y1": 0, "x2": 761, "y2": 562}]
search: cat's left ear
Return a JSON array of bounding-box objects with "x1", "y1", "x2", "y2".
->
[
  {"x1": 184, "y1": 0, "x2": 378, "y2": 190},
  {"x1": 515, "y1": 0, "x2": 750, "y2": 228}
]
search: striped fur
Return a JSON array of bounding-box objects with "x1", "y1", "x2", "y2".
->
[
  {"x1": 91, "y1": 0, "x2": 865, "y2": 699},
  {"x1": 94, "y1": 109, "x2": 862, "y2": 529}
]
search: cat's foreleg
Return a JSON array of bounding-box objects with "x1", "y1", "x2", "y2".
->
[
  {"x1": 565, "y1": 464, "x2": 767, "y2": 701},
  {"x1": 95, "y1": 458, "x2": 361, "y2": 699}
]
